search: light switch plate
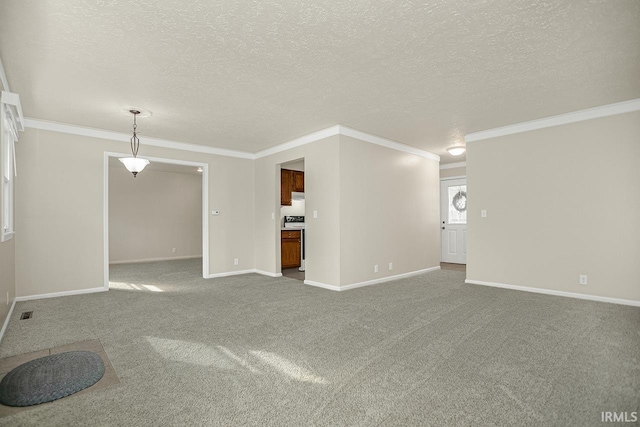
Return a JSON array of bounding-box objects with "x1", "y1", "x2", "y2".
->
[{"x1": 481, "y1": 209, "x2": 487, "y2": 218}]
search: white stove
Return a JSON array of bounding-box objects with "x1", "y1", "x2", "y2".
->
[
  {"x1": 283, "y1": 216, "x2": 305, "y2": 271},
  {"x1": 283, "y1": 223, "x2": 305, "y2": 229}
]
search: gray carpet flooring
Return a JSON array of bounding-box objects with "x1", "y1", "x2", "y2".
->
[{"x1": 0, "y1": 258, "x2": 638, "y2": 426}]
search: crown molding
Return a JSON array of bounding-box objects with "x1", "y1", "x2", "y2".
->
[
  {"x1": 25, "y1": 117, "x2": 440, "y2": 162},
  {"x1": 465, "y1": 98, "x2": 640, "y2": 143},
  {"x1": 24, "y1": 118, "x2": 254, "y2": 159},
  {"x1": 440, "y1": 161, "x2": 466, "y2": 170},
  {"x1": 254, "y1": 125, "x2": 340, "y2": 158},
  {"x1": 338, "y1": 125, "x2": 440, "y2": 161},
  {"x1": 26, "y1": 97, "x2": 635, "y2": 161},
  {"x1": 254, "y1": 124, "x2": 440, "y2": 161}
]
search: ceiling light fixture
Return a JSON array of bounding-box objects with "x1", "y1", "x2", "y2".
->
[
  {"x1": 196, "y1": 167, "x2": 203, "y2": 173},
  {"x1": 446, "y1": 145, "x2": 466, "y2": 156},
  {"x1": 119, "y1": 109, "x2": 150, "y2": 177}
]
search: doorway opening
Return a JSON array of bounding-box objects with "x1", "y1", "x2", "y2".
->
[
  {"x1": 103, "y1": 152, "x2": 209, "y2": 291},
  {"x1": 440, "y1": 177, "x2": 467, "y2": 267},
  {"x1": 278, "y1": 158, "x2": 305, "y2": 282}
]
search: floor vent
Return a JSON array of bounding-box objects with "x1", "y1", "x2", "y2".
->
[{"x1": 20, "y1": 311, "x2": 33, "y2": 320}]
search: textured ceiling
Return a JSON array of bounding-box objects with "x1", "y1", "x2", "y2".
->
[{"x1": 1, "y1": 1, "x2": 639, "y2": 162}]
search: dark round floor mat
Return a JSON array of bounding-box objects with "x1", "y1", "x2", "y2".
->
[{"x1": 0, "y1": 350, "x2": 105, "y2": 407}]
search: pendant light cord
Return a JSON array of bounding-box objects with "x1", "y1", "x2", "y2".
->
[{"x1": 130, "y1": 111, "x2": 140, "y2": 158}]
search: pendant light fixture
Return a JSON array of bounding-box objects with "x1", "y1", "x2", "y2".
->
[{"x1": 119, "y1": 109, "x2": 150, "y2": 177}]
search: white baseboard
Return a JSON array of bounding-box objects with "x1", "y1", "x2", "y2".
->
[
  {"x1": 341, "y1": 266, "x2": 441, "y2": 291},
  {"x1": 304, "y1": 280, "x2": 341, "y2": 291},
  {"x1": 15, "y1": 287, "x2": 109, "y2": 302},
  {"x1": 465, "y1": 279, "x2": 640, "y2": 307},
  {"x1": 254, "y1": 270, "x2": 283, "y2": 278},
  {"x1": 305, "y1": 266, "x2": 441, "y2": 292},
  {"x1": 8, "y1": 268, "x2": 281, "y2": 311},
  {"x1": 207, "y1": 269, "x2": 256, "y2": 278},
  {"x1": 0, "y1": 299, "x2": 17, "y2": 345},
  {"x1": 206, "y1": 269, "x2": 282, "y2": 279},
  {"x1": 109, "y1": 255, "x2": 202, "y2": 265}
]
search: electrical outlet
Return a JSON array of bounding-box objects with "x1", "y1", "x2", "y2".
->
[
  {"x1": 579, "y1": 275, "x2": 588, "y2": 285},
  {"x1": 172, "y1": 248, "x2": 177, "y2": 254},
  {"x1": 388, "y1": 262, "x2": 393, "y2": 271},
  {"x1": 374, "y1": 264, "x2": 379, "y2": 273},
  {"x1": 234, "y1": 258, "x2": 239, "y2": 266},
  {"x1": 271, "y1": 212, "x2": 275, "y2": 220},
  {"x1": 481, "y1": 209, "x2": 487, "y2": 218},
  {"x1": 313, "y1": 210, "x2": 318, "y2": 219}
]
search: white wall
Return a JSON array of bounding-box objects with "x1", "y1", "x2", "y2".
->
[
  {"x1": 440, "y1": 166, "x2": 466, "y2": 179},
  {"x1": 15, "y1": 128, "x2": 254, "y2": 297},
  {"x1": 467, "y1": 111, "x2": 640, "y2": 302},
  {"x1": 109, "y1": 166, "x2": 202, "y2": 263},
  {"x1": 339, "y1": 136, "x2": 441, "y2": 286},
  {"x1": 254, "y1": 136, "x2": 341, "y2": 286},
  {"x1": 16, "y1": 129, "x2": 437, "y2": 296},
  {"x1": 15, "y1": 127, "x2": 441, "y2": 297},
  {"x1": 254, "y1": 134, "x2": 441, "y2": 289}
]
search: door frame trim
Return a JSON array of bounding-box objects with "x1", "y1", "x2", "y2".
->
[
  {"x1": 440, "y1": 176, "x2": 467, "y2": 264},
  {"x1": 103, "y1": 152, "x2": 209, "y2": 289}
]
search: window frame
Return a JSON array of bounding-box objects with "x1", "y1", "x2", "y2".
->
[
  {"x1": 446, "y1": 184, "x2": 467, "y2": 225},
  {"x1": 0, "y1": 91, "x2": 23, "y2": 243}
]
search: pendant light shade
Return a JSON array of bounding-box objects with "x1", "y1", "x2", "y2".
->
[
  {"x1": 121, "y1": 109, "x2": 150, "y2": 177},
  {"x1": 119, "y1": 157, "x2": 150, "y2": 175}
]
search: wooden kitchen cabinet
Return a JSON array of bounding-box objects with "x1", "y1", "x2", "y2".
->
[
  {"x1": 292, "y1": 171, "x2": 304, "y2": 192},
  {"x1": 280, "y1": 169, "x2": 292, "y2": 206},
  {"x1": 281, "y1": 230, "x2": 301, "y2": 268},
  {"x1": 281, "y1": 169, "x2": 304, "y2": 205}
]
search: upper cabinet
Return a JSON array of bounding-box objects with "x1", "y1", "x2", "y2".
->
[
  {"x1": 281, "y1": 169, "x2": 292, "y2": 206},
  {"x1": 281, "y1": 169, "x2": 304, "y2": 205},
  {"x1": 292, "y1": 171, "x2": 304, "y2": 192}
]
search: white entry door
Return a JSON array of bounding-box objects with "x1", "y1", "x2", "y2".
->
[{"x1": 440, "y1": 178, "x2": 467, "y2": 264}]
